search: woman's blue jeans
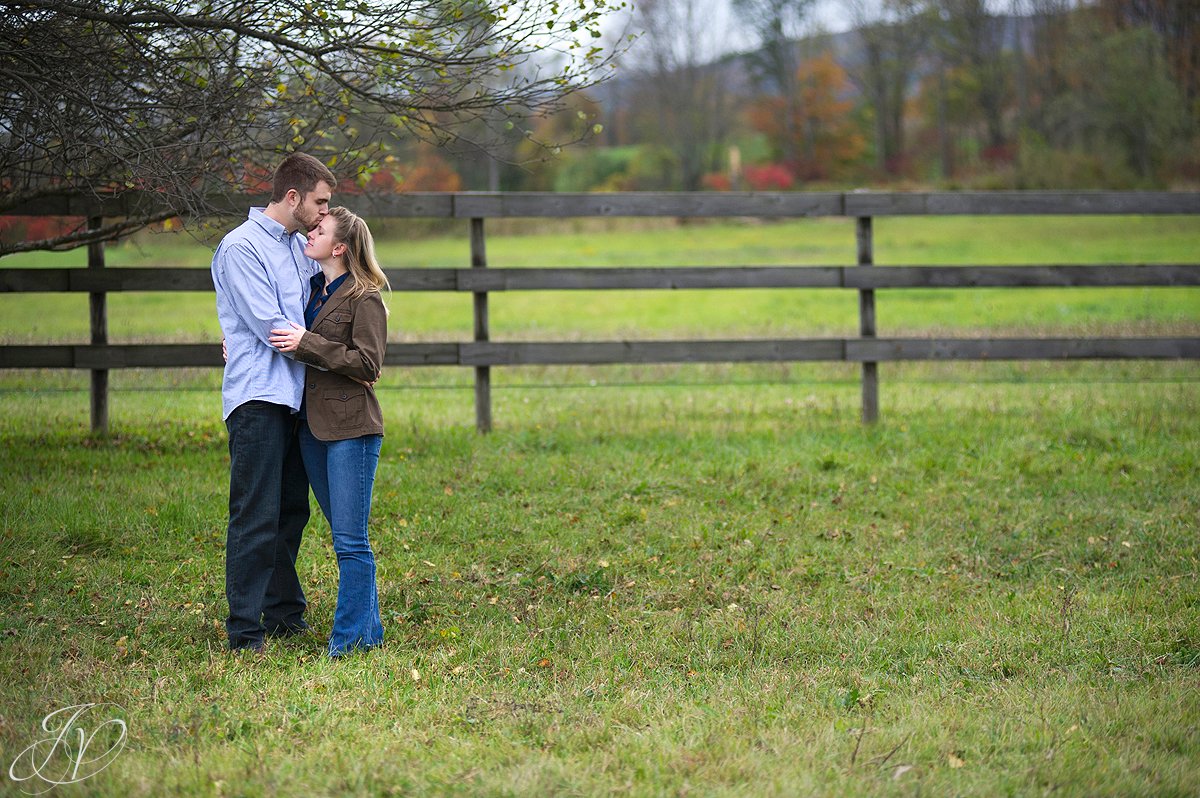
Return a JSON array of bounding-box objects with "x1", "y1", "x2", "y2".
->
[{"x1": 298, "y1": 423, "x2": 384, "y2": 657}]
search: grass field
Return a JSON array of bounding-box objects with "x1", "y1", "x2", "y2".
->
[
  {"x1": 1, "y1": 215, "x2": 1197, "y2": 345},
  {"x1": 1, "y1": 216, "x2": 1198, "y2": 795}
]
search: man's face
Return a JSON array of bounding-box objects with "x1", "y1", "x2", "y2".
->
[{"x1": 288, "y1": 181, "x2": 333, "y2": 233}]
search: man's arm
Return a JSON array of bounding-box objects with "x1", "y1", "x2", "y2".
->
[{"x1": 217, "y1": 242, "x2": 300, "y2": 350}]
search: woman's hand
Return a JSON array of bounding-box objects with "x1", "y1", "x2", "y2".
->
[{"x1": 269, "y1": 321, "x2": 305, "y2": 353}]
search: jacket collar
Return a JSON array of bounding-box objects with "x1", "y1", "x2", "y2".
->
[{"x1": 312, "y1": 284, "x2": 352, "y2": 327}]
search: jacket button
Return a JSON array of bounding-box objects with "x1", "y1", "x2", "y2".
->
[
  {"x1": 308, "y1": 383, "x2": 315, "y2": 389},
  {"x1": 340, "y1": 392, "x2": 348, "y2": 399}
]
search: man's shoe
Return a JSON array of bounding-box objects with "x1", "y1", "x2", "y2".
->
[
  {"x1": 229, "y1": 639, "x2": 264, "y2": 654},
  {"x1": 265, "y1": 622, "x2": 310, "y2": 639}
]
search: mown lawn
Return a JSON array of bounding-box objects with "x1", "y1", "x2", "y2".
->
[
  {"x1": 1, "y1": 215, "x2": 1197, "y2": 344},
  {"x1": 0, "y1": 378, "x2": 1198, "y2": 796},
  {"x1": 1, "y1": 214, "x2": 1198, "y2": 795}
]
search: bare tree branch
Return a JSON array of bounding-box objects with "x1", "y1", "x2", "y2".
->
[{"x1": 0, "y1": 0, "x2": 629, "y2": 255}]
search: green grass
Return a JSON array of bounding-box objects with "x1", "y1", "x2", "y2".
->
[
  {"x1": 0, "y1": 214, "x2": 1198, "y2": 795},
  {"x1": 1, "y1": 215, "x2": 1197, "y2": 344},
  {"x1": 1, "y1": 378, "x2": 1198, "y2": 796}
]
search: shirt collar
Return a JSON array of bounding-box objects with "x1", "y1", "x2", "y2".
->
[
  {"x1": 310, "y1": 270, "x2": 350, "y2": 294},
  {"x1": 248, "y1": 207, "x2": 292, "y2": 243}
]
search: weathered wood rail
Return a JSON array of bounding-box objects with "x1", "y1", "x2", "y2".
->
[{"x1": 2, "y1": 191, "x2": 1198, "y2": 433}]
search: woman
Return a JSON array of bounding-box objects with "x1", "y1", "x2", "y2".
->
[{"x1": 269, "y1": 206, "x2": 389, "y2": 658}]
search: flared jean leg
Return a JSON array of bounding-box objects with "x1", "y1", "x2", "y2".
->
[{"x1": 299, "y1": 424, "x2": 384, "y2": 657}]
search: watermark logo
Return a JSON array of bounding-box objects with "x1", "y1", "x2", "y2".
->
[{"x1": 8, "y1": 703, "x2": 127, "y2": 794}]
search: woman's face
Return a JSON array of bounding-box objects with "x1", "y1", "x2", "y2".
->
[{"x1": 304, "y1": 217, "x2": 340, "y2": 262}]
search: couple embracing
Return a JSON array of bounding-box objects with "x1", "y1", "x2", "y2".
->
[{"x1": 211, "y1": 152, "x2": 390, "y2": 658}]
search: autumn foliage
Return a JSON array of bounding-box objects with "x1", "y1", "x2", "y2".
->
[
  {"x1": 0, "y1": 216, "x2": 86, "y2": 246},
  {"x1": 357, "y1": 148, "x2": 463, "y2": 194},
  {"x1": 743, "y1": 163, "x2": 796, "y2": 190},
  {"x1": 746, "y1": 52, "x2": 866, "y2": 182}
]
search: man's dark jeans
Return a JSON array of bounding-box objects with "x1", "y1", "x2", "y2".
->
[{"x1": 225, "y1": 401, "x2": 310, "y2": 650}]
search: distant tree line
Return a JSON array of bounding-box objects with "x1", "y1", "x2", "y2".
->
[{"x1": 483, "y1": 0, "x2": 1197, "y2": 192}]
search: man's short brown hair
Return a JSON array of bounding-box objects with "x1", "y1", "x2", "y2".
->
[{"x1": 270, "y1": 152, "x2": 337, "y2": 203}]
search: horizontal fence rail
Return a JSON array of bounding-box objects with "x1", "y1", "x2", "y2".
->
[
  {"x1": 9, "y1": 190, "x2": 1200, "y2": 219},
  {"x1": 4, "y1": 338, "x2": 1197, "y2": 371},
  {"x1": 5, "y1": 264, "x2": 1200, "y2": 293},
  {"x1": 2, "y1": 191, "x2": 1197, "y2": 432}
]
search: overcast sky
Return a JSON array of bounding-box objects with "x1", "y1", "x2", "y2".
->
[
  {"x1": 602, "y1": 0, "x2": 855, "y2": 62},
  {"x1": 809, "y1": 0, "x2": 855, "y2": 33}
]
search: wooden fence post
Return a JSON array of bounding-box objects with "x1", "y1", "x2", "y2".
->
[
  {"x1": 857, "y1": 216, "x2": 879, "y2": 424},
  {"x1": 88, "y1": 216, "x2": 109, "y2": 434},
  {"x1": 471, "y1": 217, "x2": 492, "y2": 433}
]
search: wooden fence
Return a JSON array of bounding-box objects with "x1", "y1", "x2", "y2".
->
[{"x1": 2, "y1": 191, "x2": 1199, "y2": 433}]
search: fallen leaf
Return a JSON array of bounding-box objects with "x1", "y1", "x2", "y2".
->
[
  {"x1": 411, "y1": 668, "x2": 421, "y2": 682},
  {"x1": 892, "y1": 765, "x2": 914, "y2": 780},
  {"x1": 948, "y1": 753, "x2": 966, "y2": 768},
  {"x1": 536, "y1": 658, "x2": 551, "y2": 668}
]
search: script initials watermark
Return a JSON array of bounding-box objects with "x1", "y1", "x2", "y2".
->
[{"x1": 8, "y1": 703, "x2": 127, "y2": 794}]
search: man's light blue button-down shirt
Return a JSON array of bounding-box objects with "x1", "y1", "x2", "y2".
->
[{"x1": 212, "y1": 208, "x2": 320, "y2": 420}]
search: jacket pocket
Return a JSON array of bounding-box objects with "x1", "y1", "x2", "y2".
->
[
  {"x1": 323, "y1": 387, "x2": 365, "y2": 430},
  {"x1": 318, "y1": 315, "x2": 352, "y2": 342}
]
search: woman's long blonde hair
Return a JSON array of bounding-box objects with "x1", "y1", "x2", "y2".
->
[{"x1": 328, "y1": 206, "x2": 390, "y2": 310}]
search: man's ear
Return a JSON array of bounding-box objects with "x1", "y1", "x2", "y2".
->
[{"x1": 286, "y1": 188, "x2": 301, "y2": 208}]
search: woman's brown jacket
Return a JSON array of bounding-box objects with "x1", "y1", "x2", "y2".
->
[{"x1": 293, "y1": 286, "x2": 386, "y2": 441}]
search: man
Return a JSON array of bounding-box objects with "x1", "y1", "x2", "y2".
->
[{"x1": 211, "y1": 152, "x2": 337, "y2": 652}]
